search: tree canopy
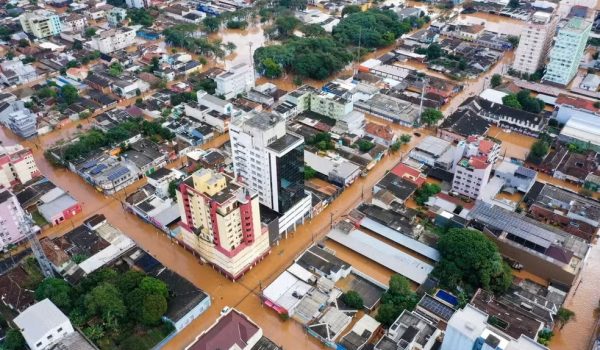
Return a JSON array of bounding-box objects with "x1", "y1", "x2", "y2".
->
[
  {"x1": 502, "y1": 90, "x2": 545, "y2": 113},
  {"x1": 35, "y1": 278, "x2": 74, "y2": 312},
  {"x1": 414, "y1": 183, "x2": 440, "y2": 206},
  {"x1": 376, "y1": 275, "x2": 418, "y2": 327},
  {"x1": 341, "y1": 290, "x2": 364, "y2": 309},
  {"x1": 61, "y1": 84, "x2": 79, "y2": 105},
  {"x1": 254, "y1": 37, "x2": 353, "y2": 80},
  {"x1": 333, "y1": 9, "x2": 411, "y2": 48},
  {"x1": 420, "y1": 108, "x2": 443, "y2": 126},
  {"x1": 434, "y1": 228, "x2": 513, "y2": 294},
  {"x1": 128, "y1": 8, "x2": 154, "y2": 27},
  {"x1": 491, "y1": 74, "x2": 502, "y2": 88}
]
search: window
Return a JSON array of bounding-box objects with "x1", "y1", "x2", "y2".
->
[
  {"x1": 36, "y1": 342, "x2": 42, "y2": 348},
  {"x1": 57, "y1": 327, "x2": 63, "y2": 332}
]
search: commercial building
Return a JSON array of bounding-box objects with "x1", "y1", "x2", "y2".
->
[
  {"x1": 441, "y1": 304, "x2": 547, "y2": 350},
  {"x1": 19, "y1": 10, "x2": 62, "y2": 38},
  {"x1": 37, "y1": 188, "x2": 82, "y2": 226},
  {"x1": 512, "y1": 12, "x2": 558, "y2": 75},
  {"x1": 543, "y1": 17, "x2": 592, "y2": 86},
  {"x1": 88, "y1": 27, "x2": 137, "y2": 54},
  {"x1": 176, "y1": 169, "x2": 270, "y2": 280},
  {"x1": 468, "y1": 201, "x2": 589, "y2": 286},
  {"x1": 0, "y1": 145, "x2": 40, "y2": 189},
  {"x1": 14, "y1": 299, "x2": 76, "y2": 350},
  {"x1": 0, "y1": 190, "x2": 27, "y2": 251},
  {"x1": 558, "y1": 112, "x2": 600, "y2": 152},
  {"x1": 230, "y1": 113, "x2": 312, "y2": 241},
  {"x1": 215, "y1": 63, "x2": 255, "y2": 100}
]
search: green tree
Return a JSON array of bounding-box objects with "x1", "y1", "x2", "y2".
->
[
  {"x1": 414, "y1": 183, "x2": 441, "y2": 206},
  {"x1": 491, "y1": 74, "x2": 502, "y2": 88},
  {"x1": 333, "y1": 9, "x2": 410, "y2": 48},
  {"x1": 35, "y1": 278, "x2": 74, "y2": 312},
  {"x1": 203, "y1": 17, "x2": 221, "y2": 33},
  {"x1": 141, "y1": 293, "x2": 168, "y2": 325},
  {"x1": 341, "y1": 290, "x2": 364, "y2": 309},
  {"x1": 528, "y1": 140, "x2": 549, "y2": 164},
  {"x1": 115, "y1": 270, "x2": 145, "y2": 294},
  {"x1": 502, "y1": 94, "x2": 522, "y2": 109},
  {"x1": 3, "y1": 329, "x2": 25, "y2": 350},
  {"x1": 357, "y1": 139, "x2": 374, "y2": 152},
  {"x1": 84, "y1": 27, "x2": 97, "y2": 38},
  {"x1": 425, "y1": 43, "x2": 443, "y2": 60},
  {"x1": 84, "y1": 283, "x2": 127, "y2": 322},
  {"x1": 128, "y1": 8, "x2": 154, "y2": 27},
  {"x1": 83, "y1": 325, "x2": 105, "y2": 341},
  {"x1": 261, "y1": 57, "x2": 283, "y2": 78},
  {"x1": 556, "y1": 308, "x2": 575, "y2": 329},
  {"x1": 279, "y1": 0, "x2": 307, "y2": 10},
  {"x1": 168, "y1": 180, "x2": 179, "y2": 199},
  {"x1": 273, "y1": 16, "x2": 301, "y2": 38},
  {"x1": 507, "y1": 35, "x2": 519, "y2": 47},
  {"x1": 390, "y1": 141, "x2": 401, "y2": 153},
  {"x1": 301, "y1": 24, "x2": 326, "y2": 37},
  {"x1": 61, "y1": 84, "x2": 79, "y2": 105},
  {"x1": 341, "y1": 5, "x2": 361, "y2": 17},
  {"x1": 508, "y1": 0, "x2": 519, "y2": 8},
  {"x1": 421, "y1": 108, "x2": 443, "y2": 126},
  {"x1": 36, "y1": 87, "x2": 57, "y2": 99},
  {"x1": 376, "y1": 275, "x2": 418, "y2": 327},
  {"x1": 139, "y1": 277, "x2": 168, "y2": 298},
  {"x1": 400, "y1": 134, "x2": 411, "y2": 144},
  {"x1": 108, "y1": 62, "x2": 124, "y2": 77},
  {"x1": 304, "y1": 165, "x2": 316, "y2": 179},
  {"x1": 434, "y1": 228, "x2": 512, "y2": 294}
]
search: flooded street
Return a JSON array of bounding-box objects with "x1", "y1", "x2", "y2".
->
[{"x1": 210, "y1": 23, "x2": 270, "y2": 67}]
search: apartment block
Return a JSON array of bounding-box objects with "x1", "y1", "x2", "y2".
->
[
  {"x1": 176, "y1": 169, "x2": 270, "y2": 280},
  {"x1": 215, "y1": 63, "x2": 255, "y2": 100},
  {"x1": 512, "y1": 12, "x2": 558, "y2": 75},
  {"x1": 0, "y1": 190, "x2": 27, "y2": 251},
  {"x1": 230, "y1": 113, "x2": 312, "y2": 241},
  {"x1": 88, "y1": 27, "x2": 137, "y2": 54},
  {"x1": 543, "y1": 17, "x2": 592, "y2": 86},
  {"x1": 0, "y1": 145, "x2": 41, "y2": 189},
  {"x1": 107, "y1": 7, "x2": 127, "y2": 27},
  {"x1": 19, "y1": 10, "x2": 62, "y2": 39},
  {"x1": 60, "y1": 13, "x2": 87, "y2": 32},
  {"x1": 451, "y1": 137, "x2": 500, "y2": 199},
  {"x1": 309, "y1": 91, "x2": 354, "y2": 120},
  {"x1": 126, "y1": 0, "x2": 152, "y2": 8}
]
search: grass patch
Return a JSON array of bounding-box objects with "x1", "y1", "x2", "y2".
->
[{"x1": 31, "y1": 210, "x2": 49, "y2": 226}]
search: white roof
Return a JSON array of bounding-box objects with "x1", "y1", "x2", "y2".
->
[
  {"x1": 39, "y1": 187, "x2": 66, "y2": 204},
  {"x1": 304, "y1": 151, "x2": 361, "y2": 181},
  {"x1": 535, "y1": 94, "x2": 556, "y2": 106},
  {"x1": 38, "y1": 194, "x2": 78, "y2": 220},
  {"x1": 79, "y1": 227, "x2": 135, "y2": 274},
  {"x1": 14, "y1": 299, "x2": 71, "y2": 344},
  {"x1": 479, "y1": 88, "x2": 508, "y2": 104},
  {"x1": 262, "y1": 271, "x2": 312, "y2": 312},
  {"x1": 507, "y1": 335, "x2": 550, "y2": 350},
  {"x1": 360, "y1": 58, "x2": 382, "y2": 70},
  {"x1": 348, "y1": 314, "x2": 380, "y2": 335},
  {"x1": 287, "y1": 263, "x2": 316, "y2": 283},
  {"x1": 327, "y1": 228, "x2": 434, "y2": 284},
  {"x1": 447, "y1": 305, "x2": 487, "y2": 341},
  {"x1": 560, "y1": 113, "x2": 600, "y2": 147}
]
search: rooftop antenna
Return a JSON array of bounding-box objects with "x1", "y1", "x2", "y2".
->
[{"x1": 20, "y1": 214, "x2": 54, "y2": 278}]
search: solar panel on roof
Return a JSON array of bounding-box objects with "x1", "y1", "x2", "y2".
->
[
  {"x1": 81, "y1": 160, "x2": 98, "y2": 170},
  {"x1": 107, "y1": 167, "x2": 129, "y2": 181},
  {"x1": 420, "y1": 295, "x2": 455, "y2": 321},
  {"x1": 89, "y1": 163, "x2": 108, "y2": 175}
]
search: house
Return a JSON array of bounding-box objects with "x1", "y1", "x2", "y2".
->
[
  {"x1": 304, "y1": 150, "x2": 361, "y2": 187},
  {"x1": 0, "y1": 60, "x2": 38, "y2": 87},
  {"x1": 66, "y1": 67, "x2": 89, "y2": 81},
  {"x1": 438, "y1": 106, "x2": 491, "y2": 143},
  {"x1": 0, "y1": 101, "x2": 38, "y2": 138},
  {"x1": 88, "y1": 27, "x2": 137, "y2": 54},
  {"x1": 121, "y1": 138, "x2": 167, "y2": 175},
  {"x1": 409, "y1": 136, "x2": 455, "y2": 170},
  {"x1": 14, "y1": 299, "x2": 75, "y2": 350},
  {"x1": 364, "y1": 122, "x2": 397, "y2": 147},
  {"x1": 375, "y1": 310, "x2": 440, "y2": 350},
  {"x1": 579, "y1": 74, "x2": 600, "y2": 91},
  {"x1": 185, "y1": 309, "x2": 281, "y2": 350},
  {"x1": 37, "y1": 189, "x2": 82, "y2": 226},
  {"x1": 60, "y1": 13, "x2": 87, "y2": 32},
  {"x1": 374, "y1": 172, "x2": 418, "y2": 205}
]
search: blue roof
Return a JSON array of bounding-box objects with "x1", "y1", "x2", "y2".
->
[
  {"x1": 106, "y1": 166, "x2": 130, "y2": 181},
  {"x1": 81, "y1": 160, "x2": 98, "y2": 170}
]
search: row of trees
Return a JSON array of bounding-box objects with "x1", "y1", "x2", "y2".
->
[
  {"x1": 502, "y1": 89, "x2": 545, "y2": 114},
  {"x1": 59, "y1": 118, "x2": 174, "y2": 161}
]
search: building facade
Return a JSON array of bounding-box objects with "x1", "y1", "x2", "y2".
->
[
  {"x1": 0, "y1": 145, "x2": 41, "y2": 189},
  {"x1": 0, "y1": 190, "x2": 27, "y2": 251},
  {"x1": 176, "y1": 169, "x2": 270, "y2": 280},
  {"x1": 19, "y1": 10, "x2": 62, "y2": 38},
  {"x1": 230, "y1": 113, "x2": 312, "y2": 239},
  {"x1": 309, "y1": 91, "x2": 354, "y2": 120},
  {"x1": 60, "y1": 13, "x2": 87, "y2": 32},
  {"x1": 215, "y1": 63, "x2": 255, "y2": 100},
  {"x1": 107, "y1": 7, "x2": 127, "y2": 27},
  {"x1": 88, "y1": 27, "x2": 137, "y2": 54},
  {"x1": 126, "y1": 0, "x2": 152, "y2": 8},
  {"x1": 543, "y1": 17, "x2": 592, "y2": 86},
  {"x1": 511, "y1": 12, "x2": 558, "y2": 75},
  {"x1": 451, "y1": 137, "x2": 500, "y2": 199}
]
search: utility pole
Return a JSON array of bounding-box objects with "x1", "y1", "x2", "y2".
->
[
  {"x1": 20, "y1": 214, "x2": 54, "y2": 278},
  {"x1": 418, "y1": 77, "x2": 428, "y2": 126}
]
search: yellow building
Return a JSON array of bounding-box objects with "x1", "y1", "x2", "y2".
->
[{"x1": 176, "y1": 169, "x2": 270, "y2": 280}]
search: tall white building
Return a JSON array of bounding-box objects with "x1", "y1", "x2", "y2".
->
[
  {"x1": 0, "y1": 190, "x2": 27, "y2": 251},
  {"x1": 0, "y1": 145, "x2": 41, "y2": 189},
  {"x1": 230, "y1": 113, "x2": 312, "y2": 241},
  {"x1": 88, "y1": 27, "x2": 137, "y2": 54},
  {"x1": 215, "y1": 63, "x2": 255, "y2": 100},
  {"x1": 543, "y1": 17, "x2": 592, "y2": 86},
  {"x1": 451, "y1": 137, "x2": 500, "y2": 199},
  {"x1": 19, "y1": 10, "x2": 62, "y2": 39},
  {"x1": 512, "y1": 12, "x2": 558, "y2": 75}
]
